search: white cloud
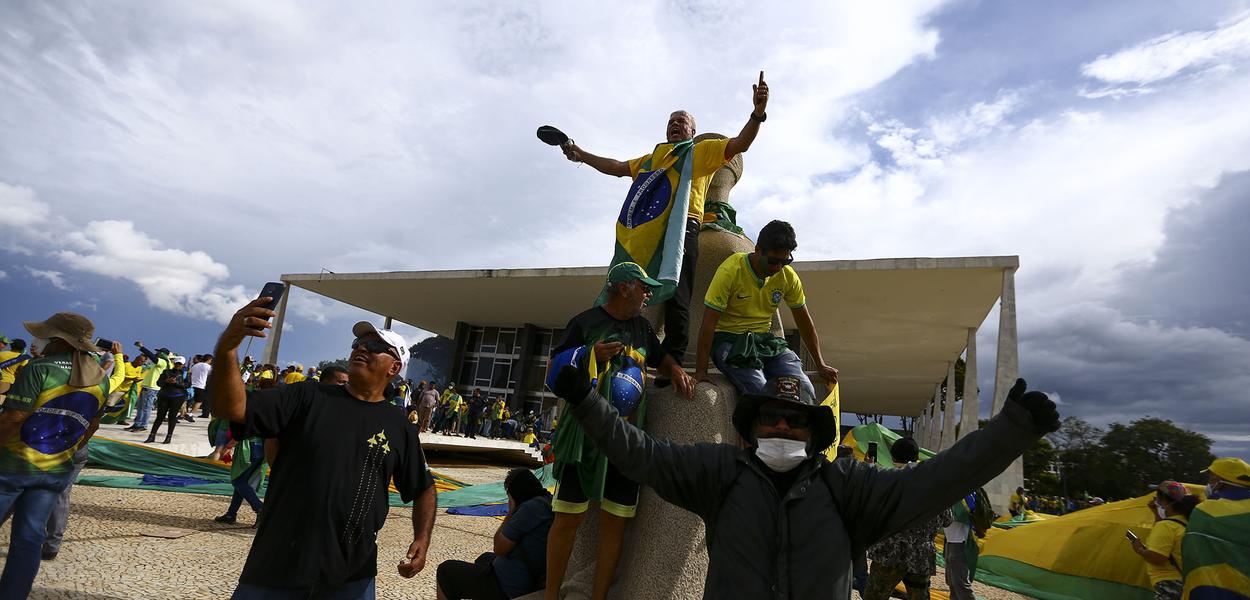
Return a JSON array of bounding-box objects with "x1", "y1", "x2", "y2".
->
[
  {"x1": 1081, "y1": 12, "x2": 1250, "y2": 86},
  {"x1": 0, "y1": 269, "x2": 7, "y2": 280},
  {"x1": 70, "y1": 300, "x2": 98, "y2": 312},
  {"x1": 24, "y1": 266, "x2": 70, "y2": 290}
]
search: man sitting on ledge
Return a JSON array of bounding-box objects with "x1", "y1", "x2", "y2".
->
[
  {"x1": 694, "y1": 220, "x2": 839, "y2": 400},
  {"x1": 549, "y1": 365, "x2": 1059, "y2": 599}
]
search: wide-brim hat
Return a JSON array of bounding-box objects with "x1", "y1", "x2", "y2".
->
[
  {"x1": 23, "y1": 312, "x2": 97, "y2": 353},
  {"x1": 731, "y1": 375, "x2": 837, "y2": 453}
]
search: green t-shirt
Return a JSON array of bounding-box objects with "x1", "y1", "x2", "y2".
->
[
  {"x1": 0, "y1": 352, "x2": 122, "y2": 473},
  {"x1": 141, "y1": 354, "x2": 171, "y2": 390}
]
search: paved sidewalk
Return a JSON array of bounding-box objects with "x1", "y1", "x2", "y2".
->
[{"x1": 2, "y1": 463, "x2": 507, "y2": 599}]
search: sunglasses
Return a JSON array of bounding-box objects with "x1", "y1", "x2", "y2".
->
[
  {"x1": 757, "y1": 405, "x2": 810, "y2": 428},
  {"x1": 351, "y1": 337, "x2": 400, "y2": 361},
  {"x1": 766, "y1": 255, "x2": 794, "y2": 266}
]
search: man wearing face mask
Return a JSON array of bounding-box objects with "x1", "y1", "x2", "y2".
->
[
  {"x1": 1181, "y1": 457, "x2": 1250, "y2": 599},
  {"x1": 548, "y1": 365, "x2": 1060, "y2": 599}
]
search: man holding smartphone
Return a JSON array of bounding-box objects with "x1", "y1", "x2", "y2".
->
[{"x1": 210, "y1": 291, "x2": 437, "y2": 599}]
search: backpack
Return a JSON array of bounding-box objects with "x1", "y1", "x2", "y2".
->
[{"x1": 969, "y1": 487, "x2": 996, "y2": 536}]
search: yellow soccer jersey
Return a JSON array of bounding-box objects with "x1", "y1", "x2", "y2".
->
[
  {"x1": 628, "y1": 137, "x2": 729, "y2": 220},
  {"x1": 704, "y1": 252, "x2": 806, "y2": 334}
]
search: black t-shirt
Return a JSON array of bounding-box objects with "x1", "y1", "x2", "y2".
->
[
  {"x1": 553, "y1": 306, "x2": 667, "y2": 369},
  {"x1": 230, "y1": 381, "x2": 435, "y2": 589}
]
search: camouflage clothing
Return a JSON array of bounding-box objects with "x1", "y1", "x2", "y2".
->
[{"x1": 866, "y1": 505, "x2": 954, "y2": 576}]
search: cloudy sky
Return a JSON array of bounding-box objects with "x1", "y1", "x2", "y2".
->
[{"x1": 2, "y1": 1, "x2": 1248, "y2": 457}]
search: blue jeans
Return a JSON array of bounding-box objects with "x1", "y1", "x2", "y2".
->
[
  {"x1": 231, "y1": 578, "x2": 375, "y2": 599},
  {"x1": 43, "y1": 447, "x2": 89, "y2": 554},
  {"x1": 0, "y1": 470, "x2": 75, "y2": 600},
  {"x1": 134, "y1": 387, "x2": 159, "y2": 427},
  {"x1": 226, "y1": 458, "x2": 266, "y2": 518},
  {"x1": 710, "y1": 341, "x2": 815, "y2": 400}
]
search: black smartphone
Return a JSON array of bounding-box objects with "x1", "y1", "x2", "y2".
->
[
  {"x1": 1125, "y1": 530, "x2": 1140, "y2": 544},
  {"x1": 257, "y1": 282, "x2": 287, "y2": 313},
  {"x1": 95, "y1": 338, "x2": 115, "y2": 351},
  {"x1": 867, "y1": 441, "x2": 879, "y2": 463}
]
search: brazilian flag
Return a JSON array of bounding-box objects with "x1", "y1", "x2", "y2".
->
[
  {"x1": 1183, "y1": 497, "x2": 1250, "y2": 599},
  {"x1": 598, "y1": 139, "x2": 695, "y2": 306}
]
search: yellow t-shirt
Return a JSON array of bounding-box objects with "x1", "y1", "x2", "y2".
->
[
  {"x1": 1145, "y1": 517, "x2": 1186, "y2": 585},
  {"x1": 522, "y1": 432, "x2": 536, "y2": 444},
  {"x1": 283, "y1": 372, "x2": 305, "y2": 384},
  {"x1": 0, "y1": 350, "x2": 29, "y2": 384},
  {"x1": 627, "y1": 137, "x2": 730, "y2": 220},
  {"x1": 116, "y1": 362, "x2": 145, "y2": 394},
  {"x1": 704, "y1": 253, "x2": 806, "y2": 334}
]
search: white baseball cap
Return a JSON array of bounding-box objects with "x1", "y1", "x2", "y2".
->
[{"x1": 351, "y1": 321, "x2": 409, "y2": 372}]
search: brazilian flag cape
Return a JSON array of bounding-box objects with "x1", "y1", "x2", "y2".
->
[
  {"x1": 1182, "y1": 497, "x2": 1250, "y2": 599},
  {"x1": 598, "y1": 139, "x2": 695, "y2": 306},
  {"x1": 99, "y1": 385, "x2": 138, "y2": 424}
]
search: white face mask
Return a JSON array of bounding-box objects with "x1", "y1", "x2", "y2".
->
[
  {"x1": 755, "y1": 437, "x2": 809, "y2": 473},
  {"x1": 1155, "y1": 504, "x2": 1168, "y2": 519},
  {"x1": 1205, "y1": 483, "x2": 1217, "y2": 499}
]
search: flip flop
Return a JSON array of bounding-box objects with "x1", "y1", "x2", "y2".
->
[{"x1": 536, "y1": 125, "x2": 571, "y2": 147}]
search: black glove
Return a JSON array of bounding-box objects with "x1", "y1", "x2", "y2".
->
[
  {"x1": 552, "y1": 365, "x2": 592, "y2": 405},
  {"x1": 1005, "y1": 378, "x2": 1060, "y2": 434}
]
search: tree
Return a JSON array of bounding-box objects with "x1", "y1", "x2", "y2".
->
[
  {"x1": 317, "y1": 358, "x2": 349, "y2": 371},
  {"x1": 1099, "y1": 417, "x2": 1214, "y2": 498},
  {"x1": 1023, "y1": 436, "x2": 1060, "y2": 494}
]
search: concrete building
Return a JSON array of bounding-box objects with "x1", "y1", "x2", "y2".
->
[{"x1": 263, "y1": 254, "x2": 1023, "y2": 509}]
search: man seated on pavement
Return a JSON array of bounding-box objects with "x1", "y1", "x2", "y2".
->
[
  {"x1": 549, "y1": 362, "x2": 1059, "y2": 600},
  {"x1": 545, "y1": 262, "x2": 695, "y2": 600},
  {"x1": 694, "y1": 220, "x2": 838, "y2": 400},
  {"x1": 210, "y1": 297, "x2": 437, "y2": 599}
]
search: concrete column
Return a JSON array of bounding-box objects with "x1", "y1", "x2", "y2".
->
[
  {"x1": 986, "y1": 267, "x2": 1022, "y2": 513},
  {"x1": 959, "y1": 327, "x2": 979, "y2": 441},
  {"x1": 261, "y1": 282, "x2": 290, "y2": 366},
  {"x1": 931, "y1": 383, "x2": 943, "y2": 450},
  {"x1": 991, "y1": 267, "x2": 1019, "y2": 415},
  {"x1": 914, "y1": 406, "x2": 927, "y2": 444},
  {"x1": 383, "y1": 316, "x2": 394, "y2": 330},
  {"x1": 940, "y1": 361, "x2": 958, "y2": 450}
]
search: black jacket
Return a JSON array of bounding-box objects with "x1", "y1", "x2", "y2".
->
[{"x1": 568, "y1": 390, "x2": 1042, "y2": 599}]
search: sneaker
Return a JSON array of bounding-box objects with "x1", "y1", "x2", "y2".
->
[
  {"x1": 185, "y1": 416, "x2": 195, "y2": 423},
  {"x1": 41, "y1": 549, "x2": 57, "y2": 561},
  {"x1": 116, "y1": 421, "x2": 131, "y2": 427},
  {"x1": 214, "y1": 515, "x2": 237, "y2": 524}
]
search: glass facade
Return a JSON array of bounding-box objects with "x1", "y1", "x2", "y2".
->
[{"x1": 454, "y1": 325, "x2": 565, "y2": 418}]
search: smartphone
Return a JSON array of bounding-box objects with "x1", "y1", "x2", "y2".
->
[
  {"x1": 257, "y1": 282, "x2": 287, "y2": 313},
  {"x1": 1125, "y1": 530, "x2": 1140, "y2": 544},
  {"x1": 867, "y1": 441, "x2": 879, "y2": 464},
  {"x1": 95, "y1": 338, "x2": 115, "y2": 351}
]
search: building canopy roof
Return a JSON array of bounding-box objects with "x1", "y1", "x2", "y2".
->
[{"x1": 284, "y1": 255, "x2": 1015, "y2": 416}]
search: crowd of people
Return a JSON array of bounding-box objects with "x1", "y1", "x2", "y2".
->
[{"x1": 3, "y1": 72, "x2": 1247, "y2": 600}]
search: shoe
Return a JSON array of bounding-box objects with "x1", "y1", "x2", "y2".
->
[
  {"x1": 185, "y1": 416, "x2": 195, "y2": 423},
  {"x1": 162, "y1": 437, "x2": 172, "y2": 444},
  {"x1": 214, "y1": 515, "x2": 237, "y2": 524},
  {"x1": 41, "y1": 549, "x2": 57, "y2": 561},
  {"x1": 144, "y1": 435, "x2": 157, "y2": 443},
  {"x1": 116, "y1": 421, "x2": 131, "y2": 427}
]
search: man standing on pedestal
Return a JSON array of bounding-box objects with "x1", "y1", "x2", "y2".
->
[{"x1": 561, "y1": 73, "x2": 771, "y2": 363}]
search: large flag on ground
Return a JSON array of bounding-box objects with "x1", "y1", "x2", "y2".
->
[{"x1": 599, "y1": 139, "x2": 695, "y2": 305}]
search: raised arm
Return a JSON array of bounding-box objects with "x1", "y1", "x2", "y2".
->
[
  {"x1": 135, "y1": 343, "x2": 159, "y2": 363},
  {"x1": 561, "y1": 143, "x2": 632, "y2": 177},
  {"x1": 210, "y1": 298, "x2": 276, "y2": 422},
  {"x1": 105, "y1": 342, "x2": 126, "y2": 392},
  {"x1": 834, "y1": 379, "x2": 1059, "y2": 548},
  {"x1": 724, "y1": 71, "x2": 769, "y2": 159},
  {"x1": 791, "y1": 305, "x2": 838, "y2": 383},
  {"x1": 553, "y1": 365, "x2": 736, "y2": 518}
]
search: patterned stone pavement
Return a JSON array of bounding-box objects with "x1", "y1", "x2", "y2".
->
[{"x1": 1, "y1": 463, "x2": 508, "y2": 600}]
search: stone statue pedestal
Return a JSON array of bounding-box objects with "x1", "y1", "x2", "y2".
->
[{"x1": 550, "y1": 377, "x2": 740, "y2": 600}]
